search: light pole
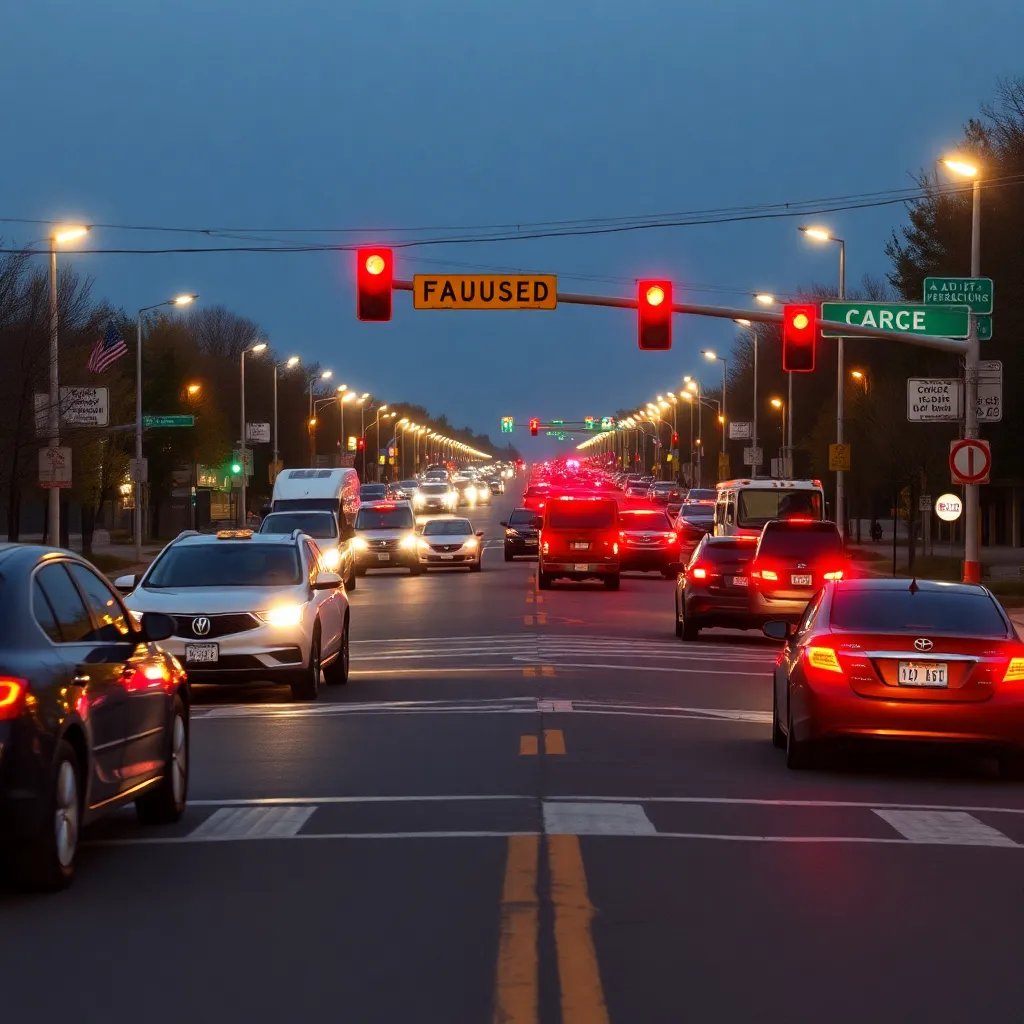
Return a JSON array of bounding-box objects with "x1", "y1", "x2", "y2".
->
[
  {"x1": 771, "y1": 397, "x2": 786, "y2": 466},
  {"x1": 307, "y1": 369, "x2": 332, "y2": 461},
  {"x1": 801, "y1": 226, "x2": 847, "y2": 535},
  {"x1": 398, "y1": 418, "x2": 410, "y2": 476},
  {"x1": 240, "y1": 342, "x2": 267, "y2": 525},
  {"x1": 702, "y1": 351, "x2": 728, "y2": 474},
  {"x1": 941, "y1": 156, "x2": 982, "y2": 582},
  {"x1": 372, "y1": 404, "x2": 388, "y2": 480},
  {"x1": 337, "y1": 386, "x2": 355, "y2": 465},
  {"x1": 684, "y1": 377, "x2": 703, "y2": 485},
  {"x1": 132, "y1": 292, "x2": 197, "y2": 560},
  {"x1": 273, "y1": 355, "x2": 300, "y2": 474}
]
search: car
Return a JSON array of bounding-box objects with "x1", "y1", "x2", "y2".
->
[
  {"x1": 673, "y1": 501, "x2": 717, "y2": 563},
  {"x1": 120, "y1": 529, "x2": 349, "y2": 700},
  {"x1": 413, "y1": 481, "x2": 459, "y2": 514},
  {"x1": 674, "y1": 535, "x2": 759, "y2": 640},
  {"x1": 502, "y1": 507, "x2": 541, "y2": 560},
  {"x1": 748, "y1": 519, "x2": 847, "y2": 623},
  {"x1": 351, "y1": 501, "x2": 421, "y2": 575},
  {"x1": 617, "y1": 508, "x2": 680, "y2": 577},
  {"x1": 396, "y1": 479, "x2": 421, "y2": 500},
  {"x1": 623, "y1": 480, "x2": 650, "y2": 501},
  {"x1": 766, "y1": 578, "x2": 1024, "y2": 775},
  {"x1": 522, "y1": 485, "x2": 550, "y2": 512},
  {"x1": 647, "y1": 481, "x2": 682, "y2": 509},
  {"x1": 271, "y1": 467, "x2": 361, "y2": 523},
  {"x1": 473, "y1": 480, "x2": 492, "y2": 505},
  {"x1": 258, "y1": 509, "x2": 357, "y2": 590},
  {"x1": 416, "y1": 516, "x2": 484, "y2": 571},
  {"x1": 452, "y1": 477, "x2": 483, "y2": 507},
  {"x1": 424, "y1": 467, "x2": 450, "y2": 482},
  {"x1": 538, "y1": 496, "x2": 620, "y2": 590},
  {"x1": 488, "y1": 477, "x2": 505, "y2": 495},
  {"x1": 359, "y1": 482, "x2": 390, "y2": 503},
  {"x1": 685, "y1": 488, "x2": 717, "y2": 503}
]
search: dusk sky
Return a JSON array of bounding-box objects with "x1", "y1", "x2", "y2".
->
[{"x1": 4, "y1": 0, "x2": 1020, "y2": 456}]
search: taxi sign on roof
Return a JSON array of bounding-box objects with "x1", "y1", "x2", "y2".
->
[{"x1": 413, "y1": 275, "x2": 557, "y2": 310}]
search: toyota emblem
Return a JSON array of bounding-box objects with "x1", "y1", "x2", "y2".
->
[
  {"x1": 192, "y1": 616, "x2": 212, "y2": 637},
  {"x1": 914, "y1": 638, "x2": 934, "y2": 652}
]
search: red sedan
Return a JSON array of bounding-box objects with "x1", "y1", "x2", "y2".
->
[{"x1": 767, "y1": 578, "x2": 1024, "y2": 775}]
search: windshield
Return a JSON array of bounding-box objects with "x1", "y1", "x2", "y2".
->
[
  {"x1": 355, "y1": 506, "x2": 415, "y2": 530},
  {"x1": 757, "y1": 525, "x2": 842, "y2": 560},
  {"x1": 259, "y1": 512, "x2": 337, "y2": 539},
  {"x1": 423, "y1": 520, "x2": 473, "y2": 536},
  {"x1": 272, "y1": 497, "x2": 338, "y2": 514},
  {"x1": 145, "y1": 544, "x2": 302, "y2": 588},
  {"x1": 653, "y1": 483, "x2": 677, "y2": 492},
  {"x1": 687, "y1": 489, "x2": 717, "y2": 501},
  {"x1": 509, "y1": 509, "x2": 538, "y2": 526},
  {"x1": 360, "y1": 485, "x2": 386, "y2": 498},
  {"x1": 400, "y1": 481, "x2": 419, "y2": 489},
  {"x1": 738, "y1": 489, "x2": 823, "y2": 529},
  {"x1": 831, "y1": 589, "x2": 1007, "y2": 636},
  {"x1": 678, "y1": 503, "x2": 714, "y2": 518},
  {"x1": 620, "y1": 511, "x2": 673, "y2": 530},
  {"x1": 547, "y1": 502, "x2": 616, "y2": 529},
  {"x1": 420, "y1": 483, "x2": 451, "y2": 495}
]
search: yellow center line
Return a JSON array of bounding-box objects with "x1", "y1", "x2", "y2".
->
[
  {"x1": 536, "y1": 612, "x2": 547, "y2": 626},
  {"x1": 541, "y1": 666, "x2": 555, "y2": 677},
  {"x1": 525, "y1": 593, "x2": 535, "y2": 604},
  {"x1": 524, "y1": 615, "x2": 535, "y2": 626},
  {"x1": 543, "y1": 729, "x2": 566, "y2": 755},
  {"x1": 493, "y1": 835, "x2": 540, "y2": 1023},
  {"x1": 522, "y1": 666, "x2": 538, "y2": 678},
  {"x1": 519, "y1": 735, "x2": 539, "y2": 756},
  {"x1": 547, "y1": 834, "x2": 609, "y2": 1024}
]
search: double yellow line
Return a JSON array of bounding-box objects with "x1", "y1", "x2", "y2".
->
[{"x1": 493, "y1": 834, "x2": 608, "y2": 1023}]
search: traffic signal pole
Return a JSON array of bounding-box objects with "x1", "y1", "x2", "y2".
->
[{"x1": 963, "y1": 178, "x2": 982, "y2": 583}]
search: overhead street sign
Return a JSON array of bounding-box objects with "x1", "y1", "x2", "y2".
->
[
  {"x1": 144, "y1": 415, "x2": 195, "y2": 428},
  {"x1": 978, "y1": 360, "x2": 1002, "y2": 423},
  {"x1": 821, "y1": 302, "x2": 970, "y2": 339},
  {"x1": 413, "y1": 275, "x2": 557, "y2": 310},
  {"x1": 924, "y1": 277, "x2": 993, "y2": 315},
  {"x1": 907, "y1": 378, "x2": 962, "y2": 422},
  {"x1": 950, "y1": 439, "x2": 991, "y2": 486},
  {"x1": 728, "y1": 421, "x2": 752, "y2": 440},
  {"x1": 600, "y1": 416, "x2": 616, "y2": 432},
  {"x1": 935, "y1": 493, "x2": 963, "y2": 522}
]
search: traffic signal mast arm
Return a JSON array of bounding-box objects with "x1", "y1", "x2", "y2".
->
[{"x1": 390, "y1": 278, "x2": 969, "y2": 355}]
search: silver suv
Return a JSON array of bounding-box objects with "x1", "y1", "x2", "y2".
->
[
  {"x1": 352, "y1": 502, "x2": 421, "y2": 575},
  {"x1": 117, "y1": 529, "x2": 349, "y2": 700}
]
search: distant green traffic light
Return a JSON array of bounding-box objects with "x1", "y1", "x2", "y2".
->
[{"x1": 231, "y1": 462, "x2": 242, "y2": 474}]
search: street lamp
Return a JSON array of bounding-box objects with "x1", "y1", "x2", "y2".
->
[
  {"x1": 307, "y1": 369, "x2": 333, "y2": 460},
  {"x1": 702, "y1": 350, "x2": 728, "y2": 460},
  {"x1": 273, "y1": 355, "x2": 300, "y2": 473},
  {"x1": 850, "y1": 369, "x2": 869, "y2": 395},
  {"x1": 801, "y1": 224, "x2": 847, "y2": 535},
  {"x1": 338, "y1": 389, "x2": 356, "y2": 463},
  {"x1": 770, "y1": 397, "x2": 787, "y2": 466},
  {"x1": 133, "y1": 292, "x2": 197, "y2": 560},
  {"x1": 240, "y1": 342, "x2": 267, "y2": 526}
]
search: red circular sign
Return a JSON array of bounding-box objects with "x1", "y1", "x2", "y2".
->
[{"x1": 950, "y1": 439, "x2": 991, "y2": 484}]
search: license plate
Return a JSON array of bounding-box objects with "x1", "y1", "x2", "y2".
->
[
  {"x1": 574, "y1": 563, "x2": 591, "y2": 572},
  {"x1": 525, "y1": 539, "x2": 537, "y2": 546},
  {"x1": 732, "y1": 576, "x2": 748, "y2": 587},
  {"x1": 898, "y1": 661, "x2": 948, "y2": 687},
  {"x1": 185, "y1": 643, "x2": 219, "y2": 664},
  {"x1": 440, "y1": 554, "x2": 455, "y2": 560},
  {"x1": 572, "y1": 542, "x2": 590, "y2": 551},
  {"x1": 791, "y1": 574, "x2": 813, "y2": 586},
  {"x1": 377, "y1": 553, "x2": 391, "y2": 561}
]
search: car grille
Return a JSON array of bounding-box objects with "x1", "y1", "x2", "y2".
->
[
  {"x1": 365, "y1": 538, "x2": 399, "y2": 552},
  {"x1": 172, "y1": 613, "x2": 261, "y2": 639},
  {"x1": 430, "y1": 543, "x2": 464, "y2": 552}
]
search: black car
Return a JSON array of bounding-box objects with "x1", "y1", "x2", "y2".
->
[
  {"x1": 502, "y1": 507, "x2": 540, "y2": 560},
  {"x1": 673, "y1": 501, "x2": 716, "y2": 562},
  {"x1": 359, "y1": 483, "x2": 389, "y2": 503},
  {"x1": 0, "y1": 546, "x2": 187, "y2": 889},
  {"x1": 674, "y1": 535, "x2": 759, "y2": 640}
]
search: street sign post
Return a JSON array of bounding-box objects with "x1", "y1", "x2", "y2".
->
[
  {"x1": 828, "y1": 443, "x2": 851, "y2": 472},
  {"x1": 143, "y1": 415, "x2": 195, "y2": 428},
  {"x1": 412, "y1": 275, "x2": 557, "y2": 310},
  {"x1": 742, "y1": 446, "x2": 763, "y2": 467},
  {"x1": 950, "y1": 439, "x2": 991, "y2": 486},
  {"x1": 246, "y1": 422, "x2": 270, "y2": 443},
  {"x1": 821, "y1": 302, "x2": 970, "y2": 339},
  {"x1": 39, "y1": 447, "x2": 72, "y2": 489},
  {"x1": 728, "y1": 421, "x2": 752, "y2": 441},
  {"x1": 129, "y1": 457, "x2": 148, "y2": 483},
  {"x1": 923, "y1": 277, "x2": 993, "y2": 315},
  {"x1": 977, "y1": 360, "x2": 1002, "y2": 423},
  {"x1": 907, "y1": 379, "x2": 963, "y2": 421}
]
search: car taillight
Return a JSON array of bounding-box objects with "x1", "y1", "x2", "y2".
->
[
  {"x1": 1003, "y1": 657, "x2": 1024, "y2": 682},
  {"x1": 751, "y1": 566, "x2": 777, "y2": 581},
  {"x1": 690, "y1": 564, "x2": 709, "y2": 580},
  {"x1": 0, "y1": 677, "x2": 28, "y2": 720},
  {"x1": 542, "y1": 541, "x2": 549, "y2": 555},
  {"x1": 822, "y1": 570, "x2": 844, "y2": 581},
  {"x1": 804, "y1": 646, "x2": 843, "y2": 674},
  {"x1": 663, "y1": 532, "x2": 677, "y2": 541},
  {"x1": 613, "y1": 542, "x2": 619, "y2": 555}
]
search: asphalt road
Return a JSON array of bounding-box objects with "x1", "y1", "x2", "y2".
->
[{"x1": 5, "y1": 483, "x2": 1024, "y2": 1023}]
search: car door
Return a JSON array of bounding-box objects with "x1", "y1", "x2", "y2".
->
[
  {"x1": 306, "y1": 539, "x2": 342, "y2": 656},
  {"x1": 67, "y1": 561, "x2": 171, "y2": 788},
  {"x1": 778, "y1": 591, "x2": 825, "y2": 728},
  {"x1": 34, "y1": 561, "x2": 131, "y2": 808}
]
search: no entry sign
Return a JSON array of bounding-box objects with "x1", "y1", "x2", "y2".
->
[{"x1": 949, "y1": 439, "x2": 991, "y2": 485}]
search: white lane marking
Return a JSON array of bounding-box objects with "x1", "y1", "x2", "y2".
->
[
  {"x1": 538, "y1": 700, "x2": 574, "y2": 712},
  {"x1": 90, "y1": 831, "x2": 538, "y2": 847},
  {"x1": 873, "y1": 809, "x2": 1017, "y2": 847},
  {"x1": 544, "y1": 801, "x2": 656, "y2": 836},
  {"x1": 514, "y1": 659, "x2": 770, "y2": 677},
  {"x1": 189, "y1": 805, "x2": 316, "y2": 840},
  {"x1": 189, "y1": 794, "x2": 532, "y2": 807}
]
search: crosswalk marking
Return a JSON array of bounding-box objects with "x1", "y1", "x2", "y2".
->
[
  {"x1": 538, "y1": 699, "x2": 573, "y2": 712},
  {"x1": 543, "y1": 801, "x2": 656, "y2": 836},
  {"x1": 873, "y1": 809, "x2": 1017, "y2": 847},
  {"x1": 188, "y1": 805, "x2": 316, "y2": 840}
]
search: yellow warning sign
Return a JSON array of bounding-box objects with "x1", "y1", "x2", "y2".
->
[
  {"x1": 828, "y1": 443, "x2": 851, "y2": 471},
  {"x1": 413, "y1": 275, "x2": 557, "y2": 310}
]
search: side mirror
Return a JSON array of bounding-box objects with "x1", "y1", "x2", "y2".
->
[
  {"x1": 762, "y1": 620, "x2": 795, "y2": 641},
  {"x1": 476, "y1": 531, "x2": 484, "y2": 538},
  {"x1": 114, "y1": 574, "x2": 138, "y2": 593},
  {"x1": 500, "y1": 521, "x2": 508, "y2": 528},
  {"x1": 313, "y1": 571, "x2": 343, "y2": 590},
  {"x1": 140, "y1": 611, "x2": 175, "y2": 643}
]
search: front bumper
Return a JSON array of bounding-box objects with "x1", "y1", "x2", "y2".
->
[
  {"x1": 420, "y1": 551, "x2": 480, "y2": 566},
  {"x1": 160, "y1": 627, "x2": 309, "y2": 681},
  {"x1": 505, "y1": 535, "x2": 539, "y2": 555},
  {"x1": 354, "y1": 548, "x2": 419, "y2": 569}
]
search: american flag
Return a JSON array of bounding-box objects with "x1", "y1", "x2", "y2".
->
[{"x1": 87, "y1": 321, "x2": 128, "y2": 373}]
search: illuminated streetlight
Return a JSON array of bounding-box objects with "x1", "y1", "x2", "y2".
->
[
  {"x1": 754, "y1": 293, "x2": 775, "y2": 305},
  {"x1": 799, "y1": 226, "x2": 832, "y2": 242},
  {"x1": 53, "y1": 225, "x2": 89, "y2": 245},
  {"x1": 942, "y1": 157, "x2": 980, "y2": 179},
  {"x1": 240, "y1": 341, "x2": 267, "y2": 526},
  {"x1": 187, "y1": 383, "x2": 201, "y2": 396}
]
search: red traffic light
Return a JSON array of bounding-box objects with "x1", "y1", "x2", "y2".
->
[
  {"x1": 671, "y1": 432, "x2": 679, "y2": 447},
  {"x1": 357, "y1": 248, "x2": 393, "y2": 322},
  {"x1": 782, "y1": 302, "x2": 818, "y2": 372},
  {"x1": 529, "y1": 418, "x2": 539, "y2": 437},
  {"x1": 638, "y1": 280, "x2": 673, "y2": 350},
  {"x1": 356, "y1": 436, "x2": 366, "y2": 451}
]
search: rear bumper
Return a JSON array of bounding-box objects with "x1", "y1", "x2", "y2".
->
[
  {"x1": 620, "y1": 549, "x2": 675, "y2": 571},
  {"x1": 0, "y1": 721, "x2": 49, "y2": 840},
  {"x1": 750, "y1": 589, "x2": 814, "y2": 622},
  {"x1": 542, "y1": 560, "x2": 618, "y2": 580},
  {"x1": 685, "y1": 590, "x2": 760, "y2": 628}
]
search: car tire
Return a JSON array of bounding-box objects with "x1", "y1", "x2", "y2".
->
[
  {"x1": 346, "y1": 564, "x2": 356, "y2": 591},
  {"x1": 674, "y1": 595, "x2": 683, "y2": 638},
  {"x1": 136, "y1": 694, "x2": 189, "y2": 825},
  {"x1": 785, "y1": 696, "x2": 814, "y2": 770},
  {"x1": 291, "y1": 624, "x2": 321, "y2": 701},
  {"x1": 504, "y1": 549, "x2": 513, "y2": 562},
  {"x1": 661, "y1": 568, "x2": 675, "y2": 579},
  {"x1": 538, "y1": 571, "x2": 553, "y2": 590},
  {"x1": 680, "y1": 604, "x2": 699, "y2": 641},
  {"x1": 409, "y1": 562, "x2": 423, "y2": 576},
  {"x1": 604, "y1": 574, "x2": 621, "y2": 591},
  {"x1": 771, "y1": 682, "x2": 786, "y2": 749},
  {"x1": 470, "y1": 559, "x2": 482, "y2": 573},
  {"x1": 355, "y1": 566, "x2": 366, "y2": 578},
  {"x1": 323, "y1": 620, "x2": 350, "y2": 686},
  {"x1": 999, "y1": 749, "x2": 1024, "y2": 781},
  {"x1": 13, "y1": 739, "x2": 81, "y2": 891}
]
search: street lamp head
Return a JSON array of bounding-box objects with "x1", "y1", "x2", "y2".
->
[
  {"x1": 771, "y1": 398, "x2": 783, "y2": 409},
  {"x1": 361, "y1": 392, "x2": 369, "y2": 399},
  {"x1": 320, "y1": 369, "x2": 333, "y2": 380},
  {"x1": 800, "y1": 226, "x2": 832, "y2": 242},
  {"x1": 659, "y1": 401, "x2": 669, "y2": 410},
  {"x1": 342, "y1": 391, "x2": 356, "y2": 403},
  {"x1": 398, "y1": 418, "x2": 409, "y2": 426},
  {"x1": 173, "y1": 294, "x2": 197, "y2": 306},
  {"x1": 286, "y1": 356, "x2": 300, "y2": 368},
  {"x1": 717, "y1": 415, "x2": 725, "y2": 425},
  {"x1": 942, "y1": 156, "x2": 980, "y2": 178},
  {"x1": 850, "y1": 370, "x2": 864, "y2": 380},
  {"x1": 53, "y1": 225, "x2": 89, "y2": 244},
  {"x1": 680, "y1": 391, "x2": 692, "y2": 402},
  {"x1": 250, "y1": 342, "x2": 267, "y2": 354},
  {"x1": 735, "y1": 318, "x2": 752, "y2": 327},
  {"x1": 702, "y1": 350, "x2": 717, "y2": 361},
  {"x1": 379, "y1": 404, "x2": 388, "y2": 413},
  {"x1": 754, "y1": 293, "x2": 775, "y2": 305},
  {"x1": 309, "y1": 417, "x2": 317, "y2": 427},
  {"x1": 187, "y1": 383, "x2": 201, "y2": 396}
]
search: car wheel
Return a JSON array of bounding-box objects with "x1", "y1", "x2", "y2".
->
[
  {"x1": 674, "y1": 593, "x2": 683, "y2": 638},
  {"x1": 409, "y1": 562, "x2": 423, "y2": 576},
  {"x1": 14, "y1": 739, "x2": 81, "y2": 890},
  {"x1": 771, "y1": 680, "x2": 786, "y2": 749},
  {"x1": 604, "y1": 574, "x2": 621, "y2": 591},
  {"x1": 504, "y1": 548, "x2": 513, "y2": 562},
  {"x1": 136, "y1": 694, "x2": 189, "y2": 824},
  {"x1": 999, "y1": 749, "x2": 1024, "y2": 781},
  {"x1": 345, "y1": 564, "x2": 356, "y2": 591},
  {"x1": 470, "y1": 559, "x2": 482, "y2": 573},
  {"x1": 291, "y1": 624, "x2": 321, "y2": 701},
  {"x1": 323, "y1": 620, "x2": 350, "y2": 685},
  {"x1": 680, "y1": 604, "x2": 699, "y2": 641},
  {"x1": 785, "y1": 695, "x2": 814, "y2": 770},
  {"x1": 661, "y1": 568, "x2": 675, "y2": 579},
  {"x1": 355, "y1": 566, "x2": 366, "y2": 578},
  {"x1": 538, "y1": 571, "x2": 553, "y2": 590}
]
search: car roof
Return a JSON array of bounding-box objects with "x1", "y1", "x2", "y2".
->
[
  {"x1": 833, "y1": 577, "x2": 991, "y2": 596},
  {"x1": 762, "y1": 519, "x2": 838, "y2": 532},
  {"x1": 173, "y1": 532, "x2": 300, "y2": 546}
]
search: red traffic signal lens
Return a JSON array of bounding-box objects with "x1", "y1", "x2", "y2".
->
[
  {"x1": 365, "y1": 254, "x2": 386, "y2": 276},
  {"x1": 529, "y1": 418, "x2": 539, "y2": 436},
  {"x1": 356, "y1": 248, "x2": 393, "y2": 322},
  {"x1": 638, "y1": 280, "x2": 673, "y2": 350},
  {"x1": 782, "y1": 302, "x2": 817, "y2": 372},
  {"x1": 645, "y1": 285, "x2": 665, "y2": 307}
]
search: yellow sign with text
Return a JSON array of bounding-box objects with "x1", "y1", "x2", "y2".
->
[
  {"x1": 829, "y1": 443, "x2": 851, "y2": 471},
  {"x1": 413, "y1": 275, "x2": 557, "y2": 310}
]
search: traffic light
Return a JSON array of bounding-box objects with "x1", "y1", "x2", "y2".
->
[
  {"x1": 671, "y1": 432, "x2": 679, "y2": 447},
  {"x1": 638, "y1": 280, "x2": 673, "y2": 350},
  {"x1": 231, "y1": 462, "x2": 242, "y2": 474},
  {"x1": 782, "y1": 302, "x2": 818, "y2": 372},
  {"x1": 356, "y1": 436, "x2": 366, "y2": 451},
  {"x1": 356, "y1": 248, "x2": 393, "y2": 322},
  {"x1": 530, "y1": 418, "x2": 539, "y2": 437}
]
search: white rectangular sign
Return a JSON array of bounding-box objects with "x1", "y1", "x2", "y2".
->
[
  {"x1": 39, "y1": 446, "x2": 72, "y2": 488},
  {"x1": 246, "y1": 421, "x2": 271, "y2": 443},
  {"x1": 907, "y1": 378, "x2": 962, "y2": 421},
  {"x1": 977, "y1": 360, "x2": 1002, "y2": 423},
  {"x1": 129, "y1": 457, "x2": 148, "y2": 483},
  {"x1": 35, "y1": 387, "x2": 110, "y2": 434},
  {"x1": 728, "y1": 421, "x2": 753, "y2": 440},
  {"x1": 742, "y1": 446, "x2": 763, "y2": 466}
]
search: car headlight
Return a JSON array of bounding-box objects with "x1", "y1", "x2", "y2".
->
[
  {"x1": 321, "y1": 547, "x2": 342, "y2": 571},
  {"x1": 417, "y1": 539, "x2": 431, "y2": 551},
  {"x1": 400, "y1": 533, "x2": 417, "y2": 550},
  {"x1": 505, "y1": 528, "x2": 519, "y2": 537},
  {"x1": 463, "y1": 538, "x2": 479, "y2": 550},
  {"x1": 352, "y1": 537, "x2": 369, "y2": 550},
  {"x1": 414, "y1": 494, "x2": 426, "y2": 506},
  {"x1": 258, "y1": 603, "x2": 305, "y2": 627}
]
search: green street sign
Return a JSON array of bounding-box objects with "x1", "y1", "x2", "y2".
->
[
  {"x1": 820, "y1": 302, "x2": 969, "y2": 339},
  {"x1": 924, "y1": 276, "x2": 993, "y2": 315},
  {"x1": 500, "y1": 416, "x2": 514, "y2": 433},
  {"x1": 584, "y1": 416, "x2": 596, "y2": 431},
  {"x1": 143, "y1": 414, "x2": 195, "y2": 428},
  {"x1": 977, "y1": 315, "x2": 993, "y2": 341},
  {"x1": 600, "y1": 416, "x2": 616, "y2": 432},
  {"x1": 550, "y1": 419, "x2": 564, "y2": 426}
]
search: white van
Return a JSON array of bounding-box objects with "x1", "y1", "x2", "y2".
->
[
  {"x1": 713, "y1": 478, "x2": 825, "y2": 537},
  {"x1": 271, "y1": 468, "x2": 361, "y2": 523}
]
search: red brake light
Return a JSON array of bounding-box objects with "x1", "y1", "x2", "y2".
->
[
  {"x1": 690, "y1": 565, "x2": 708, "y2": 580},
  {"x1": 0, "y1": 677, "x2": 28, "y2": 720},
  {"x1": 804, "y1": 646, "x2": 842, "y2": 674},
  {"x1": 823, "y1": 570, "x2": 844, "y2": 581}
]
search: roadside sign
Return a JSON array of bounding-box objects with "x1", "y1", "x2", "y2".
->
[
  {"x1": 34, "y1": 387, "x2": 110, "y2": 434},
  {"x1": 918, "y1": 494, "x2": 932, "y2": 512},
  {"x1": 742, "y1": 446, "x2": 763, "y2": 467},
  {"x1": 976, "y1": 316, "x2": 993, "y2": 341},
  {"x1": 935, "y1": 493, "x2": 963, "y2": 522},
  {"x1": 977, "y1": 360, "x2": 1002, "y2": 423},
  {"x1": 39, "y1": 446, "x2": 72, "y2": 489},
  {"x1": 129, "y1": 457, "x2": 148, "y2": 483},
  {"x1": 413, "y1": 274, "x2": 557, "y2": 310},
  {"x1": 950, "y1": 438, "x2": 990, "y2": 485},
  {"x1": 821, "y1": 302, "x2": 970, "y2": 339},
  {"x1": 828, "y1": 443, "x2": 851, "y2": 472},
  {"x1": 246, "y1": 422, "x2": 270, "y2": 443},
  {"x1": 347, "y1": 435, "x2": 358, "y2": 452},
  {"x1": 500, "y1": 416, "x2": 514, "y2": 434},
  {"x1": 143, "y1": 414, "x2": 195, "y2": 428},
  {"x1": 907, "y1": 378, "x2": 962, "y2": 421},
  {"x1": 924, "y1": 277, "x2": 993, "y2": 315},
  {"x1": 728, "y1": 421, "x2": 752, "y2": 440}
]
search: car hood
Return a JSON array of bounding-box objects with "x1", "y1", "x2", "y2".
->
[
  {"x1": 125, "y1": 584, "x2": 308, "y2": 614},
  {"x1": 355, "y1": 528, "x2": 414, "y2": 541},
  {"x1": 423, "y1": 534, "x2": 475, "y2": 545}
]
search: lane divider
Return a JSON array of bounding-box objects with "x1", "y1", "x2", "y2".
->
[
  {"x1": 519, "y1": 735, "x2": 539, "y2": 756},
  {"x1": 493, "y1": 835, "x2": 540, "y2": 1024}
]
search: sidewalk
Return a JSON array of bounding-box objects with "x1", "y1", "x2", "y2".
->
[{"x1": 848, "y1": 541, "x2": 1024, "y2": 573}]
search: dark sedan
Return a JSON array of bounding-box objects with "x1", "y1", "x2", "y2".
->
[
  {"x1": 503, "y1": 507, "x2": 540, "y2": 560},
  {"x1": 0, "y1": 545, "x2": 188, "y2": 889},
  {"x1": 673, "y1": 501, "x2": 716, "y2": 562}
]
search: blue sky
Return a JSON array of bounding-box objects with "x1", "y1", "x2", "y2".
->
[{"x1": 3, "y1": 0, "x2": 1020, "y2": 455}]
